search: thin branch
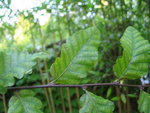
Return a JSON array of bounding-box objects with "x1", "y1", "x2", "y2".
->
[
  {"x1": 2, "y1": 94, "x2": 7, "y2": 113},
  {"x1": 7, "y1": 82, "x2": 149, "y2": 90},
  {"x1": 0, "y1": 95, "x2": 2, "y2": 99},
  {"x1": 66, "y1": 88, "x2": 72, "y2": 113}
]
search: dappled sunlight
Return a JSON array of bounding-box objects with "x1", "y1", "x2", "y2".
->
[
  {"x1": 101, "y1": 0, "x2": 109, "y2": 6},
  {"x1": 14, "y1": 15, "x2": 33, "y2": 47},
  {"x1": 0, "y1": 41, "x2": 8, "y2": 50}
]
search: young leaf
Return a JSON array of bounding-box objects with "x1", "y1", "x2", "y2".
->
[
  {"x1": 50, "y1": 27, "x2": 100, "y2": 84},
  {"x1": 80, "y1": 90, "x2": 114, "y2": 113},
  {"x1": 138, "y1": 91, "x2": 150, "y2": 113},
  {"x1": 8, "y1": 90, "x2": 43, "y2": 113},
  {"x1": 113, "y1": 26, "x2": 150, "y2": 80}
]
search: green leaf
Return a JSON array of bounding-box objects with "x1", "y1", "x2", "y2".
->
[
  {"x1": 0, "y1": 75, "x2": 13, "y2": 94},
  {"x1": 10, "y1": 51, "x2": 36, "y2": 78},
  {"x1": 121, "y1": 93, "x2": 126, "y2": 104},
  {"x1": 0, "y1": 51, "x2": 36, "y2": 94},
  {"x1": 111, "y1": 96, "x2": 120, "y2": 101},
  {"x1": 50, "y1": 27, "x2": 100, "y2": 84},
  {"x1": 113, "y1": 26, "x2": 150, "y2": 80},
  {"x1": 7, "y1": 0, "x2": 11, "y2": 4},
  {"x1": 127, "y1": 94, "x2": 137, "y2": 98},
  {"x1": 32, "y1": 51, "x2": 52, "y2": 60},
  {"x1": 80, "y1": 90, "x2": 114, "y2": 113},
  {"x1": 106, "y1": 87, "x2": 112, "y2": 98},
  {"x1": 0, "y1": 52, "x2": 15, "y2": 92},
  {"x1": 138, "y1": 91, "x2": 150, "y2": 113},
  {"x1": 0, "y1": 51, "x2": 36, "y2": 79},
  {"x1": 8, "y1": 90, "x2": 43, "y2": 113},
  {"x1": 0, "y1": 84, "x2": 7, "y2": 94}
]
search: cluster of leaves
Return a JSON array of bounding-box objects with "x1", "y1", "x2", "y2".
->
[
  {"x1": 0, "y1": 26, "x2": 149, "y2": 113},
  {"x1": 0, "y1": 0, "x2": 150, "y2": 113}
]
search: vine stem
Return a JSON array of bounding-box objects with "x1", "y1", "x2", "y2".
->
[
  {"x1": 2, "y1": 94, "x2": 7, "y2": 113},
  {"x1": 115, "y1": 87, "x2": 122, "y2": 113},
  {"x1": 125, "y1": 87, "x2": 131, "y2": 113},
  {"x1": 37, "y1": 59, "x2": 53, "y2": 113},
  {"x1": 60, "y1": 88, "x2": 66, "y2": 113},
  {"x1": 75, "y1": 87, "x2": 80, "y2": 109},
  {"x1": 0, "y1": 95, "x2": 2, "y2": 99},
  {"x1": 7, "y1": 82, "x2": 149, "y2": 90},
  {"x1": 43, "y1": 59, "x2": 56, "y2": 113},
  {"x1": 31, "y1": 25, "x2": 52, "y2": 113},
  {"x1": 66, "y1": 88, "x2": 72, "y2": 113},
  {"x1": 36, "y1": 19, "x2": 56, "y2": 113}
]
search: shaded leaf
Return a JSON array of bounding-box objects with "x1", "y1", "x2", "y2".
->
[
  {"x1": 138, "y1": 91, "x2": 150, "y2": 113},
  {"x1": 106, "y1": 87, "x2": 112, "y2": 98},
  {"x1": 32, "y1": 51, "x2": 53, "y2": 60},
  {"x1": 0, "y1": 84, "x2": 7, "y2": 94},
  {"x1": 50, "y1": 27, "x2": 100, "y2": 84},
  {"x1": 121, "y1": 93, "x2": 126, "y2": 104},
  {"x1": 113, "y1": 26, "x2": 150, "y2": 80},
  {"x1": 127, "y1": 94, "x2": 137, "y2": 98},
  {"x1": 8, "y1": 90, "x2": 43, "y2": 113},
  {"x1": 80, "y1": 90, "x2": 114, "y2": 113}
]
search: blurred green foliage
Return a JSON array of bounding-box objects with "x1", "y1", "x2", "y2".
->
[{"x1": 0, "y1": 0, "x2": 150, "y2": 113}]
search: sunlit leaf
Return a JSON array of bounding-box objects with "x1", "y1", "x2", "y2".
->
[
  {"x1": 32, "y1": 52, "x2": 50, "y2": 60},
  {"x1": 0, "y1": 51, "x2": 36, "y2": 94},
  {"x1": 1, "y1": 51, "x2": 36, "y2": 79},
  {"x1": 50, "y1": 27, "x2": 100, "y2": 84},
  {"x1": 113, "y1": 26, "x2": 150, "y2": 80}
]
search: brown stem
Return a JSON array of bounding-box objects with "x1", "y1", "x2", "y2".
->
[
  {"x1": 36, "y1": 18, "x2": 56, "y2": 113},
  {"x1": 66, "y1": 88, "x2": 72, "y2": 113},
  {"x1": 60, "y1": 88, "x2": 66, "y2": 113},
  {"x1": 47, "y1": 88, "x2": 56, "y2": 113},
  {"x1": 31, "y1": 27, "x2": 52, "y2": 113},
  {"x1": 115, "y1": 87, "x2": 122, "y2": 113},
  {"x1": 43, "y1": 59, "x2": 56, "y2": 113},
  {"x1": 2, "y1": 94, "x2": 7, "y2": 113},
  {"x1": 8, "y1": 82, "x2": 150, "y2": 90},
  {"x1": 37, "y1": 61, "x2": 53, "y2": 113},
  {"x1": 0, "y1": 95, "x2": 2, "y2": 99},
  {"x1": 123, "y1": 102, "x2": 126, "y2": 113},
  {"x1": 75, "y1": 87, "x2": 80, "y2": 109},
  {"x1": 126, "y1": 88, "x2": 131, "y2": 113}
]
